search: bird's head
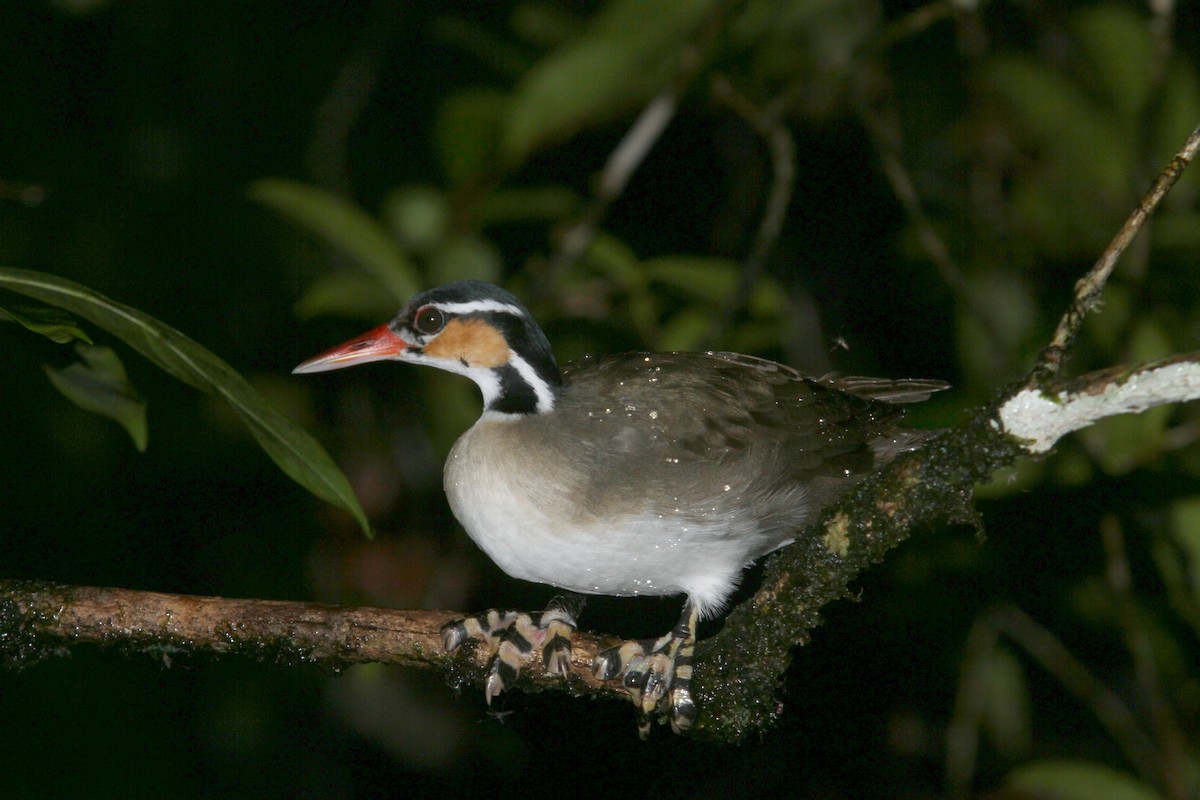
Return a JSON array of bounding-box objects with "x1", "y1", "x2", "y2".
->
[{"x1": 294, "y1": 280, "x2": 561, "y2": 416}]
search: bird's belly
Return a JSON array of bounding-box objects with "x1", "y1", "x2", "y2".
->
[{"x1": 443, "y1": 425, "x2": 784, "y2": 617}]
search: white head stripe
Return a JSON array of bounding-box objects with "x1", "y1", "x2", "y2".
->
[{"x1": 432, "y1": 299, "x2": 525, "y2": 316}]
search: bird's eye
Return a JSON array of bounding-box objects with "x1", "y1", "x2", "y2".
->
[{"x1": 414, "y1": 305, "x2": 445, "y2": 335}]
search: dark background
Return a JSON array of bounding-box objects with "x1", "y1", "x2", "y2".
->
[{"x1": 3, "y1": 1, "x2": 1199, "y2": 798}]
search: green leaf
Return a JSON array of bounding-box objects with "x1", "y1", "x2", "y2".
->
[
  {"x1": 0, "y1": 268, "x2": 372, "y2": 537},
  {"x1": 501, "y1": 0, "x2": 720, "y2": 164},
  {"x1": 428, "y1": 234, "x2": 503, "y2": 286},
  {"x1": 657, "y1": 308, "x2": 712, "y2": 351},
  {"x1": 434, "y1": 89, "x2": 507, "y2": 187},
  {"x1": 293, "y1": 272, "x2": 400, "y2": 322},
  {"x1": 0, "y1": 303, "x2": 93, "y2": 344},
  {"x1": 475, "y1": 187, "x2": 581, "y2": 225},
  {"x1": 1007, "y1": 760, "x2": 1164, "y2": 800},
  {"x1": 1071, "y1": 5, "x2": 1155, "y2": 122},
  {"x1": 583, "y1": 232, "x2": 644, "y2": 288},
  {"x1": 43, "y1": 344, "x2": 148, "y2": 451},
  {"x1": 644, "y1": 256, "x2": 740, "y2": 302},
  {"x1": 248, "y1": 179, "x2": 420, "y2": 303},
  {"x1": 381, "y1": 185, "x2": 449, "y2": 254},
  {"x1": 1168, "y1": 496, "x2": 1200, "y2": 613},
  {"x1": 980, "y1": 646, "x2": 1031, "y2": 759}
]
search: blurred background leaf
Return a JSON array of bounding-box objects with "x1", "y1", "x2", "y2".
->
[{"x1": 43, "y1": 343, "x2": 148, "y2": 451}]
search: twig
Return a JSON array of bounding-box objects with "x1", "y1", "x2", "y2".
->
[
  {"x1": 944, "y1": 613, "x2": 1004, "y2": 798},
  {"x1": 1030, "y1": 120, "x2": 1200, "y2": 385},
  {"x1": 305, "y1": 2, "x2": 401, "y2": 195},
  {"x1": 874, "y1": 0, "x2": 957, "y2": 52},
  {"x1": 857, "y1": 88, "x2": 1019, "y2": 374},
  {"x1": 988, "y1": 605, "x2": 1163, "y2": 787},
  {"x1": 702, "y1": 77, "x2": 796, "y2": 346},
  {"x1": 1101, "y1": 516, "x2": 1192, "y2": 800},
  {"x1": 546, "y1": 0, "x2": 735, "y2": 279},
  {"x1": 548, "y1": 87, "x2": 682, "y2": 274}
]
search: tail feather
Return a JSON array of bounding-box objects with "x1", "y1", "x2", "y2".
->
[{"x1": 823, "y1": 375, "x2": 949, "y2": 404}]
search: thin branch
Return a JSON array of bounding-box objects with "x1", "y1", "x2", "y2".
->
[
  {"x1": 0, "y1": 580, "x2": 624, "y2": 700},
  {"x1": 304, "y1": 2, "x2": 400, "y2": 196},
  {"x1": 1101, "y1": 516, "x2": 1192, "y2": 800},
  {"x1": 874, "y1": 0, "x2": 957, "y2": 51},
  {"x1": 548, "y1": 87, "x2": 681, "y2": 274},
  {"x1": 546, "y1": 0, "x2": 736, "y2": 279},
  {"x1": 944, "y1": 612, "x2": 1004, "y2": 798},
  {"x1": 702, "y1": 76, "x2": 796, "y2": 346},
  {"x1": 988, "y1": 605, "x2": 1164, "y2": 788},
  {"x1": 857, "y1": 86, "x2": 1019, "y2": 375},
  {"x1": 1031, "y1": 120, "x2": 1200, "y2": 385}
]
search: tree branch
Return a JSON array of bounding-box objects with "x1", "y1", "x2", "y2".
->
[
  {"x1": 1001, "y1": 353, "x2": 1200, "y2": 454},
  {"x1": 0, "y1": 580, "x2": 624, "y2": 701}
]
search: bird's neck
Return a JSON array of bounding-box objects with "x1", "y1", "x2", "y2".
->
[{"x1": 480, "y1": 349, "x2": 562, "y2": 418}]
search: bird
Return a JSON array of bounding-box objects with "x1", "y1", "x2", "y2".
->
[{"x1": 294, "y1": 279, "x2": 946, "y2": 736}]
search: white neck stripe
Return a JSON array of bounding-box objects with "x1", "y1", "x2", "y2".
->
[
  {"x1": 509, "y1": 352, "x2": 556, "y2": 413},
  {"x1": 433, "y1": 299, "x2": 524, "y2": 316}
]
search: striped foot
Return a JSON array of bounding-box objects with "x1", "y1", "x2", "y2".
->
[
  {"x1": 440, "y1": 595, "x2": 582, "y2": 705},
  {"x1": 593, "y1": 602, "x2": 699, "y2": 738}
]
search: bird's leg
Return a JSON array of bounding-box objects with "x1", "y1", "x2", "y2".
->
[
  {"x1": 440, "y1": 594, "x2": 584, "y2": 704},
  {"x1": 593, "y1": 601, "x2": 699, "y2": 737}
]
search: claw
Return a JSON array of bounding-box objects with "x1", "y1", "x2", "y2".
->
[
  {"x1": 636, "y1": 711, "x2": 653, "y2": 740},
  {"x1": 440, "y1": 619, "x2": 472, "y2": 652},
  {"x1": 484, "y1": 671, "x2": 505, "y2": 705},
  {"x1": 594, "y1": 640, "x2": 648, "y2": 680},
  {"x1": 441, "y1": 595, "x2": 583, "y2": 711},
  {"x1": 670, "y1": 688, "x2": 698, "y2": 734},
  {"x1": 590, "y1": 601, "x2": 700, "y2": 737}
]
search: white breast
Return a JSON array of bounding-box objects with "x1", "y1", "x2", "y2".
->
[{"x1": 442, "y1": 418, "x2": 798, "y2": 618}]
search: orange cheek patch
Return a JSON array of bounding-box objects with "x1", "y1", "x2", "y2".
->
[{"x1": 424, "y1": 318, "x2": 511, "y2": 367}]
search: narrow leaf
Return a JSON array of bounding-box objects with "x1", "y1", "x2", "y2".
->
[
  {"x1": 0, "y1": 268, "x2": 371, "y2": 537},
  {"x1": 501, "y1": 0, "x2": 719, "y2": 164},
  {"x1": 294, "y1": 272, "x2": 400, "y2": 322},
  {"x1": 249, "y1": 178, "x2": 420, "y2": 303},
  {"x1": 1007, "y1": 760, "x2": 1164, "y2": 800},
  {"x1": 43, "y1": 344, "x2": 148, "y2": 451},
  {"x1": 0, "y1": 303, "x2": 93, "y2": 344}
]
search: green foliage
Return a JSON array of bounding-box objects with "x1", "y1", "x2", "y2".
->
[
  {"x1": 0, "y1": 268, "x2": 371, "y2": 537},
  {"x1": 248, "y1": 179, "x2": 421, "y2": 304},
  {"x1": 981, "y1": 5, "x2": 1200, "y2": 261},
  {"x1": 500, "y1": 0, "x2": 721, "y2": 164},
  {"x1": 434, "y1": 89, "x2": 508, "y2": 188},
  {"x1": 1158, "y1": 497, "x2": 1200, "y2": 634},
  {"x1": 0, "y1": 303, "x2": 92, "y2": 344},
  {"x1": 43, "y1": 344, "x2": 148, "y2": 452},
  {"x1": 978, "y1": 645, "x2": 1032, "y2": 760},
  {"x1": 1008, "y1": 760, "x2": 1165, "y2": 800}
]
